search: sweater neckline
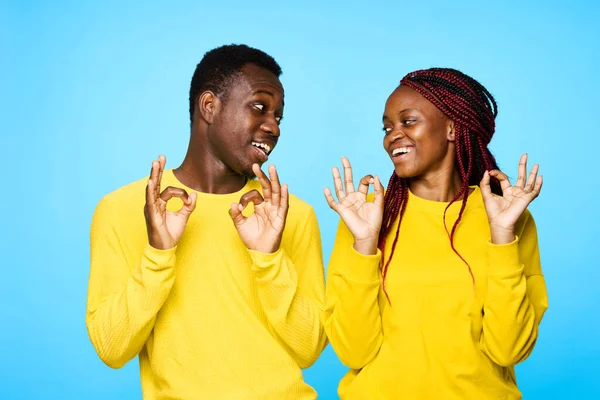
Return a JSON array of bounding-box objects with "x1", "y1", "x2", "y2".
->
[
  {"x1": 164, "y1": 169, "x2": 259, "y2": 200},
  {"x1": 406, "y1": 185, "x2": 484, "y2": 215}
]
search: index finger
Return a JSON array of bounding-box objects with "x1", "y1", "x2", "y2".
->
[
  {"x1": 489, "y1": 170, "x2": 513, "y2": 193},
  {"x1": 358, "y1": 174, "x2": 374, "y2": 196},
  {"x1": 268, "y1": 164, "x2": 282, "y2": 208},
  {"x1": 159, "y1": 186, "x2": 189, "y2": 203},
  {"x1": 239, "y1": 189, "x2": 265, "y2": 208}
]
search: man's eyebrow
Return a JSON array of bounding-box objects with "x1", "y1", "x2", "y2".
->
[{"x1": 252, "y1": 89, "x2": 274, "y2": 96}]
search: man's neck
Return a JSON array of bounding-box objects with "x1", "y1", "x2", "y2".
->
[{"x1": 174, "y1": 139, "x2": 247, "y2": 194}]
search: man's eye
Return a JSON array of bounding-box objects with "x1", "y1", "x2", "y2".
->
[
  {"x1": 402, "y1": 119, "x2": 415, "y2": 125},
  {"x1": 382, "y1": 126, "x2": 392, "y2": 134},
  {"x1": 254, "y1": 104, "x2": 265, "y2": 111},
  {"x1": 275, "y1": 116, "x2": 283, "y2": 123}
]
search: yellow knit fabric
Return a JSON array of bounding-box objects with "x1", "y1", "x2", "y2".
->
[
  {"x1": 324, "y1": 186, "x2": 548, "y2": 400},
  {"x1": 86, "y1": 169, "x2": 327, "y2": 399}
]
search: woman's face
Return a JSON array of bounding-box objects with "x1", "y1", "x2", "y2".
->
[{"x1": 382, "y1": 85, "x2": 456, "y2": 180}]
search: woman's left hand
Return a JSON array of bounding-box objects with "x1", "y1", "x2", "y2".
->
[{"x1": 481, "y1": 153, "x2": 543, "y2": 244}]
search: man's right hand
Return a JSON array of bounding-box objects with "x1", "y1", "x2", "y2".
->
[{"x1": 144, "y1": 155, "x2": 197, "y2": 250}]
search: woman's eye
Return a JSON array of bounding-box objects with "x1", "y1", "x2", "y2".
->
[
  {"x1": 382, "y1": 126, "x2": 392, "y2": 134},
  {"x1": 254, "y1": 104, "x2": 265, "y2": 111},
  {"x1": 275, "y1": 116, "x2": 283, "y2": 123},
  {"x1": 402, "y1": 119, "x2": 415, "y2": 125}
]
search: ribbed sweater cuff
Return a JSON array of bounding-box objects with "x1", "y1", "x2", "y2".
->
[
  {"x1": 142, "y1": 244, "x2": 177, "y2": 271},
  {"x1": 335, "y1": 246, "x2": 381, "y2": 283},
  {"x1": 486, "y1": 236, "x2": 523, "y2": 277}
]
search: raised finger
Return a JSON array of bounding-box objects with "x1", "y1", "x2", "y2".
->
[
  {"x1": 534, "y1": 175, "x2": 543, "y2": 195},
  {"x1": 323, "y1": 187, "x2": 339, "y2": 211},
  {"x1": 278, "y1": 183, "x2": 289, "y2": 220},
  {"x1": 157, "y1": 155, "x2": 166, "y2": 195},
  {"x1": 268, "y1": 164, "x2": 281, "y2": 208},
  {"x1": 515, "y1": 153, "x2": 528, "y2": 189},
  {"x1": 150, "y1": 160, "x2": 161, "y2": 194},
  {"x1": 239, "y1": 189, "x2": 264, "y2": 208},
  {"x1": 146, "y1": 177, "x2": 157, "y2": 208},
  {"x1": 525, "y1": 164, "x2": 539, "y2": 192},
  {"x1": 341, "y1": 157, "x2": 356, "y2": 193},
  {"x1": 252, "y1": 163, "x2": 272, "y2": 201},
  {"x1": 358, "y1": 174, "x2": 374, "y2": 196},
  {"x1": 332, "y1": 166, "x2": 346, "y2": 202}
]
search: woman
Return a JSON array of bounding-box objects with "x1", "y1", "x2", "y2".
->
[{"x1": 323, "y1": 68, "x2": 548, "y2": 399}]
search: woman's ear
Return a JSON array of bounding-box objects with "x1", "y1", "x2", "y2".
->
[{"x1": 447, "y1": 120, "x2": 456, "y2": 142}]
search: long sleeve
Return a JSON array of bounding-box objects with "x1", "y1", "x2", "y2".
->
[
  {"x1": 323, "y1": 220, "x2": 383, "y2": 369},
  {"x1": 480, "y1": 211, "x2": 549, "y2": 367},
  {"x1": 248, "y1": 207, "x2": 327, "y2": 369},
  {"x1": 86, "y1": 196, "x2": 177, "y2": 368}
]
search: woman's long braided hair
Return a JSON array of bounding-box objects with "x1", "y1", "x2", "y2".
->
[{"x1": 378, "y1": 68, "x2": 502, "y2": 298}]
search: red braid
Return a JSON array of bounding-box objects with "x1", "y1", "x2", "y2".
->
[{"x1": 377, "y1": 68, "x2": 501, "y2": 300}]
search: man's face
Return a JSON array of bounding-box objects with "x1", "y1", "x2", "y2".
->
[{"x1": 209, "y1": 63, "x2": 284, "y2": 177}]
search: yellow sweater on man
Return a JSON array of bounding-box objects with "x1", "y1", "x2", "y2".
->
[
  {"x1": 86, "y1": 169, "x2": 327, "y2": 399},
  {"x1": 324, "y1": 186, "x2": 548, "y2": 399}
]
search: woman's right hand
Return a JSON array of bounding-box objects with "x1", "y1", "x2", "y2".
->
[{"x1": 324, "y1": 157, "x2": 384, "y2": 255}]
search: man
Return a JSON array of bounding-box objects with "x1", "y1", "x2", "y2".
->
[{"x1": 86, "y1": 44, "x2": 327, "y2": 399}]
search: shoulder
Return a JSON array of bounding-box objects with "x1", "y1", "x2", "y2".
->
[
  {"x1": 288, "y1": 193, "x2": 316, "y2": 217},
  {"x1": 286, "y1": 192, "x2": 319, "y2": 235},
  {"x1": 94, "y1": 176, "x2": 148, "y2": 219},
  {"x1": 515, "y1": 208, "x2": 536, "y2": 237}
]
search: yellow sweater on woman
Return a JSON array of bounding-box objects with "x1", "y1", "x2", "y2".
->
[
  {"x1": 324, "y1": 186, "x2": 548, "y2": 399},
  {"x1": 86, "y1": 169, "x2": 327, "y2": 399}
]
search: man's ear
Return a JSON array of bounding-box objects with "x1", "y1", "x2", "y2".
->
[
  {"x1": 447, "y1": 120, "x2": 456, "y2": 142},
  {"x1": 198, "y1": 91, "x2": 220, "y2": 124}
]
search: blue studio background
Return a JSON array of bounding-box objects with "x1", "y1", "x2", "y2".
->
[{"x1": 2, "y1": 1, "x2": 598, "y2": 398}]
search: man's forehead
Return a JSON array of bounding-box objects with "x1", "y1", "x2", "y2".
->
[{"x1": 237, "y1": 64, "x2": 284, "y2": 93}]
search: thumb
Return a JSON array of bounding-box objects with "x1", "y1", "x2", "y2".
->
[
  {"x1": 176, "y1": 192, "x2": 198, "y2": 220},
  {"x1": 229, "y1": 202, "x2": 246, "y2": 227}
]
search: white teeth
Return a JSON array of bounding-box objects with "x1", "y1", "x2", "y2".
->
[
  {"x1": 252, "y1": 142, "x2": 271, "y2": 154},
  {"x1": 392, "y1": 147, "x2": 412, "y2": 156}
]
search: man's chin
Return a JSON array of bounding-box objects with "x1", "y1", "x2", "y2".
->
[
  {"x1": 240, "y1": 161, "x2": 266, "y2": 179},
  {"x1": 241, "y1": 170, "x2": 257, "y2": 179}
]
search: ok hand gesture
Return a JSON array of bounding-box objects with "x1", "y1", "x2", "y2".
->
[
  {"x1": 144, "y1": 155, "x2": 198, "y2": 250},
  {"x1": 229, "y1": 164, "x2": 289, "y2": 254},
  {"x1": 481, "y1": 153, "x2": 543, "y2": 244},
  {"x1": 324, "y1": 157, "x2": 384, "y2": 255}
]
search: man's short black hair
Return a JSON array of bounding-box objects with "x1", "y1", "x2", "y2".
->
[{"x1": 189, "y1": 44, "x2": 282, "y2": 126}]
